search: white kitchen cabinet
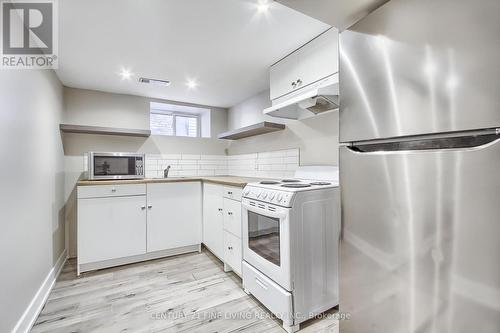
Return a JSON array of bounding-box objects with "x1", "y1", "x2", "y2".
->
[
  {"x1": 78, "y1": 194, "x2": 147, "y2": 265},
  {"x1": 270, "y1": 28, "x2": 338, "y2": 101},
  {"x1": 203, "y1": 183, "x2": 244, "y2": 276},
  {"x1": 269, "y1": 53, "x2": 299, "y2": 102},
  {"x1": 202, "y1": 183, "x2": 225, "y2": 259},
  {"x1": 147, "y1": 182, "x2": 202, "y2": 253},
  {"x1": 223, "y1": 186, "x2": 243, "y2": 201},
  {"x1": 78, "y1": 182, "x2": 202, "y2": 274},
  {"x1": 295, "y1": 28, "x2": 338, "y2": 91},
  {"x1": 223, "y1": 197, "x2": 242, "y2": 238},
  {"x1": 224, "y1": 231, "x2": 242, "y2": 276}
]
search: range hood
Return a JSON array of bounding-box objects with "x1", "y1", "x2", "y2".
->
[{"x1": 264, "y1": 74, "x2": 339, "y2": 120}]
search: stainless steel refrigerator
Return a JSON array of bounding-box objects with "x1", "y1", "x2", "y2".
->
[{"x1": 339, "y1": 0, "x2": 500, "y2": 332}]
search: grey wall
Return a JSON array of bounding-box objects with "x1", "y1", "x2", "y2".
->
[
  {"x1": 62, "y1": 87, "x2": 229, "y2": 257},
  {"x1": 0, "y1": 70, "x2": 65, "y2": 332},
  {"x1": 62, "y1": 87, "x2": 229, "y2": 155},
  {"x1": 227, "y1": 90, "x2": 339, "y2": 165}
]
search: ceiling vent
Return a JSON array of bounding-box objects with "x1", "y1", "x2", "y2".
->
[{"x1": 139, "y1": 77, "x2": 171, "y2": 86}]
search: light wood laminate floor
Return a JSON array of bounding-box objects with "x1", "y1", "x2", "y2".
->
[{"x1": 32, "y1": 250, "x2": 339, "y2": 333}]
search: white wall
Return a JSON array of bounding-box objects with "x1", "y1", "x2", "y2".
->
[
  {"x1": 0, "y1": 70, "x2": 65, "y2": 332},
  {"x1": 227, "y1": 90, "x2": 340, "y2": 165}
]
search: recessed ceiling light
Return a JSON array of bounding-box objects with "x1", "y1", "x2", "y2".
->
[
  {"x1": 257, "y1": 0, "x2": 270, "y2": 13},
  {"x1": 120, "y1": 68, "x2": 133, "y2": 80},
  {"x1": 139, "y1": 77, "x2": 171, "y2": 87},
  {"x1": 186, "y1": 79, "x2": 198, "y2": 89}
]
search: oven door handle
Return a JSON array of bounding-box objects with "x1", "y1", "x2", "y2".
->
[{"x1": 242, "y1": 202, "x2": 289, "y2": 219}]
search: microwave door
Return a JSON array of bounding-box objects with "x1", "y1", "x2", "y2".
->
[
  {"x1": 93, "y1": 156, "x2": 134, "y2": 176},
  {"x1": 339, "y1": 133, "x2": 500, "y2": 333}
]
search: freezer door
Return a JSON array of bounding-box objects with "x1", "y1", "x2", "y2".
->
[
  {"x1": 339, "y1": 0, "x2": 500, "y2": 142},
  {"x1": 339, "y1": 135, "x2": 500, "y2": 333}
]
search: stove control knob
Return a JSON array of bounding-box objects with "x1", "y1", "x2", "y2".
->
[
  {"x1": 261, "y1": 192, "x2": 268, "y2": 199},
  {"x1": 269, "y1": 192, "x2": 276, "y2": 200},
  {"x1": 256, "y1": 191, "x2": 262, "y2": 198},
  {"x1": 243, "y1": 189, "x2": 250, "y2": 196},
  {"x1": 277, "y1": 193, "x2": 283, "y2": 202}
]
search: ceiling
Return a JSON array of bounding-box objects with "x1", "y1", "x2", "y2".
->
[
  {"x1": 57, "y1": 0, "x2": 330, "y2": 108},
  {"x1": 276, "y1": 0, "x2": 389, "y2": 31}
]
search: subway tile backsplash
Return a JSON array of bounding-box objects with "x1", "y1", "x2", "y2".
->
[
  {"x1": 81, "y1": 148, "x2": 300, "y2": 179},
  {"x1": 145, "y1": 153, "x2": 227, "y2": 178}
]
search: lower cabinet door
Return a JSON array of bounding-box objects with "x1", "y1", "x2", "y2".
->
[
  {"x1": 203, "y1": 183, "x2": 224, "y2": 259},
  {"x1": 147, "y1": 182, "x2": 202, "y2": 252},
  {"x1": 78, "y1": 195, "x2": 147, "y2": 264},
  {"x1": 224, "y1": 231, "x2": 242, "y2": 275},
  {"x1": 223, "y1": 198, "x2": 242, "y2": 238}
]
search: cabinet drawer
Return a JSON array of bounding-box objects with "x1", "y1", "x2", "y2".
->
[
  {"x1": 224, "y1": 231, "x2": 242, "y2": 275},
  {"x1": 78, "y1": 184, "x2": 146, "y2": 199},
  {"x1": 223, "y1": 198, "x2": 242, "y2": 238},
  {"x1": 223, "y1": 186, "x2": 242, "y2": 201},
  {"x1": 242, "y1": 262, "x2": 293, "y2": 323}
]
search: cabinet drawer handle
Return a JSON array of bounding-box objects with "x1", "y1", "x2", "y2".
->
[
  {"x1": 228, "y1": 212, "x2": 233, "y2": 215},
  {"x1": 291, "y1": 82, "x2": 297, "y2": 88},
  {"x1": 227, "y1": 191, "x2": 233, "y2": 195},
  {"x1": 297, "y1": 79, "x2": 302, "y2": 85},
  {"x1": 147, "y1": 205, "x2": 153, "y2": 209},
  {"x1": 218, "y1": 208, "x2": 223, "y2": 212},
  {"x1": 228, "y1": 246, "x2": 233, "y2": 250},
  {"x1": 141, "y1": 206, "x2": 146, "y2": 210},
  {"x1": 111, "y1": 188, "x2": 117, "y2": 192}
]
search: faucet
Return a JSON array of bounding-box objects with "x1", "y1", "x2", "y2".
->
[{"x1": 163, "y1": 165, "x2": 171, "y2": 178}]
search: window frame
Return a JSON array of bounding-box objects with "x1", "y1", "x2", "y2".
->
[{"x1": 150, "y1": 109, "x2": 201, "y2": 138}]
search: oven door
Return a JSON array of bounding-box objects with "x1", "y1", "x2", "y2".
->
[
  {"x1": 89, "y1": 152, "x2": 144, "y2": 180},
  {"x1": 242, "y1": 198, "x2": 292, "y2": 290}
]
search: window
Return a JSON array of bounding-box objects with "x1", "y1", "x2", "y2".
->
[
  {"x1": 150, "y1": 111, "x2": 199, "y2": 137},
  {"x1": 150, "y1": 112, "x2": 174, "y2": 136},
  {"x1": 149, "y1": 102, "x2": 211, "y2": 138},
  {"x1": 175, "y1": 115, "x2": 198, "y2": 137},
  {"x1": 150, "y1": 102, "x2": 210, "y2": 138}
]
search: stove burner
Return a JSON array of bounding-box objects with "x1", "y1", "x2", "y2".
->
[
  {"x1": 281, "y1": 183, "x2": 311, "y2": 188},
  {"x1": 281, "y1": 179, "x2": 300, "y2": 183},
  {"x1": 260, "y1": 181, "x2": 280, "y2": 185},
  {"x1": 310, "y1": 182, "x2": 332, "y2": 186}
]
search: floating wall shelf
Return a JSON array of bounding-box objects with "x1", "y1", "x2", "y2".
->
[
  {"x1": 218, "y1": 122, "x2": 285, "y2": 140},
  {"x1": 60, "y1": 124, "x2": 151, "y2": 137}
]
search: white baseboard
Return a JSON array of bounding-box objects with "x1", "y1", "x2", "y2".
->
[{"x1": 12, "y1": 249, "x2": 68, "y2": 333}]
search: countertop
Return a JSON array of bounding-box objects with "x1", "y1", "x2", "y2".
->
[{"x1": 77, "y1": 176, "x2": 268, "y2": 188}]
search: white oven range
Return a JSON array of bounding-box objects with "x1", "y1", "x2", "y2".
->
[{"x1": 241, "y1": 166, "x2": 340, "y2": 333}]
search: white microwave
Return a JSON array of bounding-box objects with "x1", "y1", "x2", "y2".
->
[{"x1": 88, "y1": 152, "x2": 145, "y2": 180}]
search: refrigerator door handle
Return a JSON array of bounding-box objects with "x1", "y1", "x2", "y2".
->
[{"x1": 349, "y1": 133, "x2": 500, "y2": 153}]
